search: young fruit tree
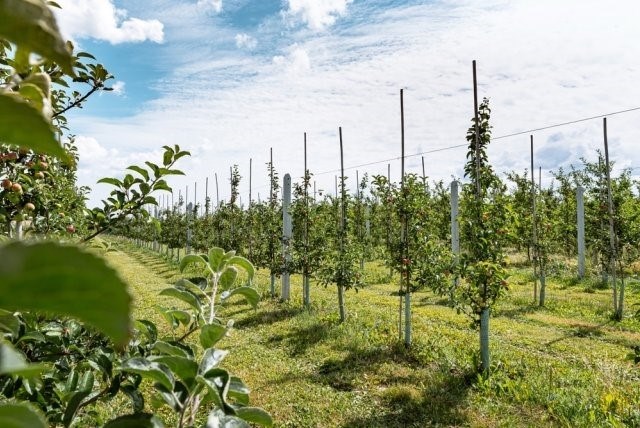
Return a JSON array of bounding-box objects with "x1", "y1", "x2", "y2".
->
[{"x1": 455, "y1": 96, "x2": 510, "y2": 373}]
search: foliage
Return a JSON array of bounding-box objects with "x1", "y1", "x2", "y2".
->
[{"x1": 454, "y1": 98, "x2": 510, "y2": 324}]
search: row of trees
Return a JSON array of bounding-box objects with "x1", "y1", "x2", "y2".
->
[
  {"x1": 117, "y1": 93, "x2": 640, "y2": 373},
  {"x1": 1, "y1": 1, "x2": 272, "y2": 427},
  {"x1": 120, "y1": 137, "x2": 640, "y2": 305}
]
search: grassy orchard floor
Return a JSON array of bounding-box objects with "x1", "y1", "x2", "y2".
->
[{"x1": 105, "y1": 242, "x2": 640, "y2": 427}]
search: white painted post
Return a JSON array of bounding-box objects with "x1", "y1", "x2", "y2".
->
[
  {"x1": 282, "y1": 174, "x2": 292, "y2": 301},
  {"x1": 186, "y1": 202, "x2": 193, "y2": 255},
  {"x1": 577, "y1": 186, "x2": 585, "y2": 278}
]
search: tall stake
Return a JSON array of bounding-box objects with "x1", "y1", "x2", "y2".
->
[
  {"x1": 603, "y1": 118, "x2": 620, "y2": 318},
  {"x1": 421, "y1": 156, "x2": 427, "y2": 191},
  {"x1": 205, "y1": 177, "x2": 209, "y2": 216},
  {"x1": 303, "y1": 132, "x2": 311, "y2": 307},
  {"x1": 451, "y1": 180, "x2": 460, "y2": 301},
  {"x1": 473, "y1": 60, "x2": 489, "y2": 373},
  {"x1": 215, "y1": 173, "x2": 219, "y2": 208},
  {"x1": 282, "y1": 174, "x2": 292, "y2": 300},
  {"x1": 538, "y1": 167, "x2": 547, "y2": 306},
  {"x1": 194, "y1": 181, "x2": 197, "y2": 217},
  {"x1": 338, "y1": 127, "x2": 347, "y2": 322},
  {"x1": 577, "y1": 186, "x2": 585, "y2": 278},
  {"x1": 249, "y1": 158, "x2": 253, "y2": 260},
  {"x1": 530, "y1": 136, "x2": 538, "y2": 302},
  {"x1": 387, "y1": 163, "x2": 393, "y2": 279},
  {"x1": 269, "y1": 148, "x2": 276, "y2": 297},
  {"x1": 400, "y1": 88, "x2": 411, "y2": 347}
]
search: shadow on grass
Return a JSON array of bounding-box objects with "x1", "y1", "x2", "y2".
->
[
  {"x1": 233, "y1": 306, "x2": 304, "y2": 329},
  {"x1": 544, "y1": 321, "x2": 610, "y2": 347},
  {"x1": 311, "y1": 344, "x2": 475, "y2": 427},
  {"x1": 416, "y1": 295, "x2": 452, "y2": 308},
  {"x1": 494, "y1": 303, "x2": 541, "y2": 319},
  {"x1": 267, "y1": 321, "x2": 334, "y2": 356}
]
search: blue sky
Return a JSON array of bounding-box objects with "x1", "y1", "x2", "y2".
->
[{"x1": 53, "y1": 0, "x2": 640, "y2": 207}]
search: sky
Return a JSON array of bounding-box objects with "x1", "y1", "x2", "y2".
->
[{"x1": 53, "y1": 0, "x2": 640, "y2": 208}]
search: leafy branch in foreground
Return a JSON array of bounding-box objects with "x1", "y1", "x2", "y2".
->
[{"x1": 84, "y1": 145, "x2": 190, "y2": 242}]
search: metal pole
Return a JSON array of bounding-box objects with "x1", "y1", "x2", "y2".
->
[
  {"x1": 577, "y1": 186, "x2": 585, "y2": 278},
  {"x1": 603, "y1": 118, "x2": 620, "y2": 318},
  {"x1": 338, "y1": 127, "x2": 347, "y2": 322},
  {"x1": 215, "y1": 173, "x2": 219, "y2": 208},
  {"x1": 451, "y1": 180, "x2": 460, "y2": 300},
  {"x1": 303, "y1": 132, "x2": 310, "y2": 307},
  {"x1": 282, "y1": 174, "x2": 292, "y2": 300},
  {"x1": 530, "y1": 136, "x2": 538, "y2": 302},
  {"x1": 400, "y1": 88, "x2": 411, "y2": 347}
]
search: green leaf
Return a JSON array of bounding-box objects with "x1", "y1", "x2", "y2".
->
[
  {"x1": 175, "y1": 278, "x2": 207, "y2": 298},
  {"x1": 120, "y1": 384, "x2": 144, "y2": 413},
  {"x1": 0, "y1": 310, "x2": 21, "y2": 337},
  {"x1": 221, "y1": 287, "x2": 260, "y2": 309},
  {"x1": 196, "y1": 374, "x2": 225, "y2": 411},
  {"x1": 162, "y1": 150, "x2": 172, "y2": 167},
  {"x1": 0, "y1": 94, "x2": 66, "y2": 159},
  {"x1": 227, "y1": 256, "x2": 255, "y2": 281},
  {"x1": 174, "y1": 151, "x2": 191, "y2": 161},
  {"x1": 199, "y1": 349, "x2": 229, "y2": 375},
  {"x1": 103, "y1": 413, "x2": 165, "y2": 428},
  {"x1": 15, "y1": 331, "x2": 46, "y2": 344},
  {"x1": 120, "y1": 358, "x2": 174, "y2": 391},
  {"x1": 180, "y1": 254, "x2": 208, "y2": 273},
  {"x1": 76, "y1": 51, "x2": 96, "y2": 60},
  {"x1": 235, "y1": 407, "x2": 273, "y2": 427},
  {"x1": 227, "y1": 376, "x2": 250, "y2": 406},
  {"x1": 0, "y1": 241, "x2": 132, "y2": 347},
  {"x1": 166, "y1": 310, "x2": 191, "y2": 326},
  {"x1": 97, "y1": 177, "x2": 123, "y2": 187},
  {"x1": 63, "y1": 390, "x2": 91, "y2": 428},
  {"x1": 0, "y1": 403, "x2": 47, "y2": 428},
  {"x1": 18, "y1": 83, "x2": 45, "y2": 112},
  {"x1": 152, "y1": 180, "x2": 171, "y2": 192},
  {"x1": 79, "y1": 370, "x2": 95, "y2": 392},
  {"x1": 149, "y1": 356, "x2": 198, "y2": 388},
  {"x1": 208, "y1": 247, "x2": 225, "y2": 272},
  {"x1": 152, "y1": 341, "x2": 188, "y2": 358},
  {"x1": 204, "y1": 409, "x2": 249, "y2": 428},
  {"x1": 0, "y1": 0, "x2": 74, "y2": 75},
  {"x1": 159, "y1": 288, "x2": 201, "y2": 312},
  {"x1": 219, "y1": 267, "x2": 238, "y2": 291},
  {"x1": 126, "y1": 165, "x2": 150, "y2": 181},
  {"x1": 0, "y1": 341, "x2": 45, "y2": 378},
  {"x1": 134, "y1": 320, "x2": 158, "y2": 343},
  {"x1": 158, "y1": 168, "x2": 185, "y2": 176},
  {"x1": 200, "y1": 323, "x2": 227, "y2": 349}
]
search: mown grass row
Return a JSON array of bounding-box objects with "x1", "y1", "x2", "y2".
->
[{"x1": 105, "y1": 242, "x2": 640, "y2": 427}]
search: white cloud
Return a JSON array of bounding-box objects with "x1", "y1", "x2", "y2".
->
[
  {"x1": 197, "y1": 0, "x2": 222, "y2": 13},
  {"x1": 55, "y1": 0, "x2": 164, "y2": 44},
  {"x1": 285, "y1": 0, "x2": 353, "y2": 30},
  {"x1": 68, "y1": 0, "x2": 640, "y2": 208},
  {"x1": 273, "y1": 45, "x2": 311, "y2": 75},
  {"x1": 74, "y1": 135, "x2": 166, "y2": 201},
  {"x1": 235, "y1": 33, "x2": 257, "y2": 50},
  {"x1": 111, "y1": 81, "x2": 126, "y2": 96}
]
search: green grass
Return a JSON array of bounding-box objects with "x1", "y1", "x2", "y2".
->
[{"x1": 103, "y1": 242, "x2": 640, "y2": 427}]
